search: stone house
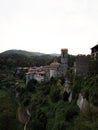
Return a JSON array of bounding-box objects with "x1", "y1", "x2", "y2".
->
[
  {"x1": 26, "y1": 48, "x2": 69, "y2": 84},
  {"x1": 91, "y1": 44, "x2": 98, "y2": 60},
  {"x1": 26, "y1": 67, "x2": 46, "y2": 84},
  {"x1": 74, "y1": 55, "x2": 90, "y2": 76},
  {"x1": 50, "y1": 60, "x2": 61, "y2": 78}
]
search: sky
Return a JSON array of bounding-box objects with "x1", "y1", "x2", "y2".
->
[{"x1": 0, "y1": 0, "x2": 98, "y2": 55}]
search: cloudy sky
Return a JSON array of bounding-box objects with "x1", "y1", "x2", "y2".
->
[{"x1": 0, "y1": 0, "x2": 98, "y2": 55}]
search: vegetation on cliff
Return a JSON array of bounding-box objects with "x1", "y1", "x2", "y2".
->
[{"x1": 0, "y1": 54, "x2": 98, "y2": 130}]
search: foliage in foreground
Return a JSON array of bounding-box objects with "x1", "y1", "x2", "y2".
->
[{"x1": 0, "y1": 74, "x2": 98, "y2": 130}]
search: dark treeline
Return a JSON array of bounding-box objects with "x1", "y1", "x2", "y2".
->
[
  {"x1": 0, "y1": 53, "x2": 77, "y2": 69},
  {"x1": 0, "y1": 53, "x2": 57, "y2": 69},
  {"x1": 0, "y1": 52, "x2": 98, "y2": 130}
]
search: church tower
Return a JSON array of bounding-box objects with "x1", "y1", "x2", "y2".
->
[{"x1": 61, "y1": 48, "x2": 68, "y2": 76}]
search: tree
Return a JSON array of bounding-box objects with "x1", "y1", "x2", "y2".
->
[
  {"x1": 0, "y1": 90, "x2": 19, "y2": 130},
  {"x1": 50, "y1": 87, "x2": 61, "y2": 102},
  {"x1": 27, "y1": 79, "x2": 38, "y2": 92}
]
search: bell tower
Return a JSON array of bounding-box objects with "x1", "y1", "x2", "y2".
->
[{"x1": 61, "y1": 48, "x2": 68, "y2": 76}]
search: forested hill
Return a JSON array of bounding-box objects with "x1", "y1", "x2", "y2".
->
[
  {"x1": 0, "y1": 51, "x2": 60, "y2": 69},
  {"x1": 1, "y1": 49, "x2": 60, "y2": 57},
  {"x1": 0, "y1": 49, "x2": 76, "y2": 69},
  {"x1": 1, "y1": 49, "x2": 45, "y2": 56},
  {"x1": 0, "y1": 53, "x2": 55, "y2": 68}
]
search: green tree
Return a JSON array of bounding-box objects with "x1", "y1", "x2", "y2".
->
[
  {"x1": 27, "y1": 79, "x2": 38, "y2": 92},
  {"x1": 0, "y1": 90, "x2": 19, "y2": 130},
  {"x1": 50, "y1": 87, "x2": 61, "y2": 102}
]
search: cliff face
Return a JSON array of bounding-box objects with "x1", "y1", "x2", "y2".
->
[
  {"x1": 68, "y1": 74, "x2": 98, "y2": 126},
  {"x1": 18, "y1": 106, "x2": 29, "y2": 124},
  {"x1": 77, "y1": 93, "x2": 98, "y2": 112}
]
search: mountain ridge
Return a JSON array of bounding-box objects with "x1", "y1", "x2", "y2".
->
[{"x1": 1, "y1": 49, "x2": 60, "y2": 57}]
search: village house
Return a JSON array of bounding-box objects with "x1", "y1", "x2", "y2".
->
[
  {"x1": 25, "y1": 48, "x2": 68, "y2": 84},
  {"x1": 91, "y1": 44, "x2": 98, "y2": 60},
  {"x1": 74, "y1": 55, "x2": 90, "y2": 76},
  {"x1": 73, "y1": 44, "x2": 98, "y2": 76},
  {"x1": 17, "y1": 45, "x2": 98, "y2": 82}
]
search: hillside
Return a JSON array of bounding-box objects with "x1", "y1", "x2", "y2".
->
[
  {"x1": 0, "y1": 51, "x2": 98, "y2": 130},
  {"x1": 0, "y1": 74, "x2": 98, "y2": 130},
  {"x1": 0, "y1": 53, "x2": 60, "y2": 69},
  {"x1": 1, "y1": 49, "x2": 45, "y2": 56},
  {"x1": 1, "y1": 49, "x2": 60, "y2": 57}
]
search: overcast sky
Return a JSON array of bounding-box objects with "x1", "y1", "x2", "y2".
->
[{"x1": 0, "y1": 0, "x2": 98, "y2": 55}]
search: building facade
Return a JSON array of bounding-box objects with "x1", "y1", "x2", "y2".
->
[
  {"x1": 74, "y1": 55, "x2": 90, "y2": 76},
  {"x1": 61, "y1": 49, "x2": 68, "y2": 76},
  {"x1": 91, "y1": 44, "x2": 98, "y2": 60}
]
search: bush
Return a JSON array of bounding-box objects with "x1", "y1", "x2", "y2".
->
[
  {"x1": 52, "y1": 121, "x2": 66, "y2": 130},
  {"x1": 36, "y1": 109, "x2": 47, "y2": 130},
  {"x1": 63, "y1": 91, "x2": 70, "y2": 101},
  {"x1": 65, "y1": 104, "x2": 79, "y2": 122},
  {"x1": 50, "y1": 88, "x2": 61, "y2": 102},
  {"x1": 0, "y1": 90, "x2": 19, "y2": 130},
  {"x1": 37, "y1": 84, "x2": 50, "y2": 95},
  {"x1": 74, "y1": 121, "x2": 98, "y2": 130},
  {"x1": 27, "y1": 79, "x2": 38, "y2": 92}
]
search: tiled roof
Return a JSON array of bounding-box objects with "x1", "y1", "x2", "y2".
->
[
  {"x1": 91, "y1": 44, "x2": 98, "y2": 49},
  {"x1": 50, "y1": 61, "x2": 60, "y2": 67},
  {"x1": 37, "y1": 71, "x2": 45, "y2": 75}
]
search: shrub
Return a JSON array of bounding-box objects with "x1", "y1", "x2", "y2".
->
[
  {"x1": 27, "y1": 79, "x2": 38, "y2": 92},
  {"x1": 50, "y1": 88, "x2": 61, "y2": 102},
  {"x1": 52, "y1": 121, "x2": 66, "y2": 130},
  {"x1": 65, "y1": 104, "x2": 79, "y2": 122}
]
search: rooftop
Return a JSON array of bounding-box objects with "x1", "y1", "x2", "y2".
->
[
  {"x1": 50, "y1": 60, "x2": 60, "y2": 67},
  {"x1": 91, "y1": 44, "x2": 98, "y2": 49}
]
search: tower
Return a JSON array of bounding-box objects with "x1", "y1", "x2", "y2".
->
[{"x1": 61, "y1": 48, "x2": 68, "y2": 76}]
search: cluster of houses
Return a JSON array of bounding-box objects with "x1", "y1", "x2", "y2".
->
[
  {"x1": 17, "y1": 49, "x2": 68, "y2": 84},
  {"x1": 16, "y1": 44, "x2": 98, "y2": 84}
]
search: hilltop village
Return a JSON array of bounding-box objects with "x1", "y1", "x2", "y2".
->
[
  {"x1": 0, "y1": 44, "x2": 98, "y2": 130},
  {"x1": 16, "y1": 44, "x2": 98, "y2": 84},
  {"x1": 17, "y1": 48, "x2": 68, "y2": 84}
]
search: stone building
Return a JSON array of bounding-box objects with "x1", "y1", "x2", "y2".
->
[
  {"x1": 26, "y1": 67, "x2": 46, "y2": 84},
  {"x1": 25, "y1": 48, "x2": 68, "y2": 84},
  {"x1": 50, "y1": 60, "x2": 61, "y2": 78},
  {"x1": 74, "y1": 55, "x2": 90, "y2": 76},
  {"x1": 61, "y1": 49, "x2": 68, "y2": 76},
  {"x1": 91, "y1": 44, "x2": 98, "y2": 60}
]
